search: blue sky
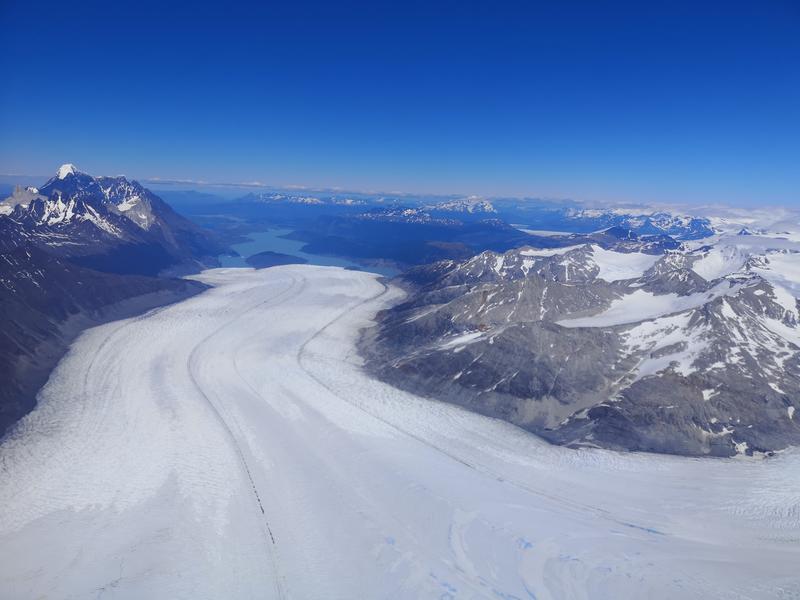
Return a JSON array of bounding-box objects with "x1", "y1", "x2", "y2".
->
[{"x1": 1, "y1": 0, "x2": 798, "y2": 205}]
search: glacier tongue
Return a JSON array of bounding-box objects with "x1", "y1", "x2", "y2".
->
[{"x1": 0, "y1": 265, "x2": 798, "y2": 599}]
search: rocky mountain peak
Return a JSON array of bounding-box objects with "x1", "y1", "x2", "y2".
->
[{"x1": 56, "y1": 163, "x2": 80, "y2": 179}]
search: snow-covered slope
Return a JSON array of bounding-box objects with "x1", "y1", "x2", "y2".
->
[{"x1": 1, "y1": 265, "x2": 797, "y2": 599}]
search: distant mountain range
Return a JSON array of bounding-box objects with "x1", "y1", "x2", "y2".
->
[
  {"x1": 235, "y1": 191, "x2": 368, "y2": 207},
  {"x1": 0, "y1": 165, "x2": 223, "y2": 439},
  {"x1": 424, "y1": 197, "x2": 497, "y2": 214},
  {"x1": 229, "y1": 189, "x2": 713, "y2": 237},
  {"x1": 560, "y1": 208, "x2": 715, "y2": 239},
  {"x1": 363, "y1": 227, "x2": 800, "y2": 457}
]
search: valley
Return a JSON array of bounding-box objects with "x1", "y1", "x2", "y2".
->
[
  {"x1": 1, "y1": 265, "x2": 798, "y2": 599},
  {"x1": 3, "y1": 5, "x2": 797, "y2": 597}
]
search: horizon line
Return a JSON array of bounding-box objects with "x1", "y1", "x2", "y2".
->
[{"x1": 1, "y1": 169, "x2": 797, "y2": 215}]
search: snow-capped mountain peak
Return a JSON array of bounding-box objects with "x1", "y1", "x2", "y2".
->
[
  {"x1": 426, "y1": 196, "x2": 497, "y2": 214},
  {"x1": 23, "y1": 167, "x2": 166, "y2": 233},
  {"x1": 57, "y1": 163, "x2": 80, "y2": 179},
  {"x1": 1, "y1": 164, "x2": 224, "y2": 274}
]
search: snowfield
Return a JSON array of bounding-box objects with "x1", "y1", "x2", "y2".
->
[
  {"x1": 588, "y1": 245, "x2": 661, "y2": 281},
  {"x1": 1, "y1": 265, "x2": 799, "y2": 599},
  {"x1": 558, "y1": 281, "x2": 742, "y2": 328}
]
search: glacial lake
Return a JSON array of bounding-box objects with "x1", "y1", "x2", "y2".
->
[{"x1": 218, "y1": 228, "x2": 400, "y2": 277}]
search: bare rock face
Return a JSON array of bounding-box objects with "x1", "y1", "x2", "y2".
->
[{"x1": 363, "y1": 234, "x2": 800, "y2": 457}]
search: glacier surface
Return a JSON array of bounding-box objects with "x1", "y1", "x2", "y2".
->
[{"x1": 0, "y1": 265, "x2": 798, "y2": 599}]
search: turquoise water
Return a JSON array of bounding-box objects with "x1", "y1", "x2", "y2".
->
[{"x1": 218, "y1": 228, "x2": 399, "y2": 277}]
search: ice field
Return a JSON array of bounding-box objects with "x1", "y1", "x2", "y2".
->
[{"x1": 1, "y1": 265, "x2": 798, "y2": 599}]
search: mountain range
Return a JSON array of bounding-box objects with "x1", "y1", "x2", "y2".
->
[
  {"x1": 4, "y1": 165, "x2": 798, "y2": 459},
  {"x1": 362, "y1": 227, "x2": 800, "y2": 456},
  {"x1": 560, "y1": 208, "x2": 715, "y2": 239}
]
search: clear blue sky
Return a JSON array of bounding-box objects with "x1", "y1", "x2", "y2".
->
[{"x1": 1, "y1": 0, "x2": 798, "y2": 205}]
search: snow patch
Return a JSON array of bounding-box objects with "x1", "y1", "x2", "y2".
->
[
  {"x1": 439, "y1": 331, "x2": 485, "y2": 350},
  {"x1": 116, "y1": 195, "x2": 140, "y2": 212},
  {"x1": 56, "y1": 163, "x2": 78, "y2": 179},
  {"x1": 589, "y1": 246, "x2": 661, "y2": 282},
  {"x1": 558, "y1": 281, "x2": 741, "y2": 328},
  {"x1": 692, "y1": 245, "x2": 749, "y2": 280},
  {"x1": 622, "y1": 313, "x2": 709, "y2": 378},
  {"x1": 519, "y1": 245, "x2": 583, "y2": 257}
]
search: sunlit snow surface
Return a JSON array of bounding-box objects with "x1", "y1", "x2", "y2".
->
[
  {"x1": 558, "y1": 281, "x2": 743, "y2": 328},
  {"x1": 1, "y1": 266, "x2": 799, "y2": 599}
]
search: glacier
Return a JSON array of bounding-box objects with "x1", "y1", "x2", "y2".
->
[{"x1": 0, "y1": 265, "x2": 798, "y2": 599}]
